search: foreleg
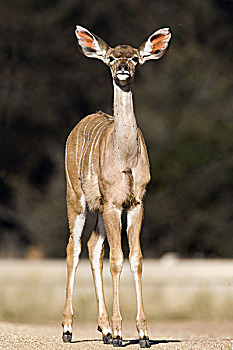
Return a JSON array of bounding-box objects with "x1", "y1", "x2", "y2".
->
[
  {"x1": 103, "y1": 205, "x2": 123, "y2": 347},
  {"x1": 87, "y1": 212, "x2": 112, "y2": 344},
  {"x1": 127, "y1": 204, "x2": 150, "y2": 348}
]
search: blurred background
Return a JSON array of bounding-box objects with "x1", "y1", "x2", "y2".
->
[{"x1": 0, "y1": 0, "x2": 233, "y2": 260}]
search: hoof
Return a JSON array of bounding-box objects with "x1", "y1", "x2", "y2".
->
[
  {"x1": 97, "y1": 325, "x2": 112, "y2": 344},
  {"x1": 139, "y1": 337, "x2": 150, "y2": 348},
  {"x1": 113, "y1": 336, "x2": 122, "y2": 347},
  {"x1": 62, "y1": 331, "x2": 72, "y2": 343},
  {"x1": 103, "y1": 333, "x2": 112, "y2": 344}
]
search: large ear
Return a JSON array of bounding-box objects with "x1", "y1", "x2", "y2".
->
[
  {"x1": 139, "y1": 28, "x2": 171, "y2": 65},
  {"x1": 75, "y1": 25, "x2": 109, "y2": 63}
]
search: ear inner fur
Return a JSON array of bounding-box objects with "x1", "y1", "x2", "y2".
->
[
  {"x1": 77, "y1": 31, "x2": 95, "y2": 50},
  {"x1": 151, "y1": 34, "x2": 170, "y2": 54}
]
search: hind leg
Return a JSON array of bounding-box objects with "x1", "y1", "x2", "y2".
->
[
  {"x1": 62, "y1": 189, "x2": 86, "y2": 342},
  {"x1": 87, "y1": 212, "x2": 112, "y2": 344}
]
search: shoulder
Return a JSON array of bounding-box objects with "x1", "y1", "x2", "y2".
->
[{"x1": 67, "y1": 111, "x2": 113, "y2": 140}]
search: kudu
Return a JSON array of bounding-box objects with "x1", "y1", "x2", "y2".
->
[{"x1": 62, "y1": 25, "x2": 171, "y2": 348}]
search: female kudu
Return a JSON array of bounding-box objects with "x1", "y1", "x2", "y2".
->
[{"x1": 62, "y1": 25, "x2": 171, "y2": 348}]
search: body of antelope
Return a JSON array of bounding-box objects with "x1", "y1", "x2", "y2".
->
[{"x1": 62, "y1": 25, "x2": 171, "y2": 348}]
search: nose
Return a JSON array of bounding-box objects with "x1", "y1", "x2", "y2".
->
[{"x1": 118, "y1": 64, "x2": 128, "y2": 72}]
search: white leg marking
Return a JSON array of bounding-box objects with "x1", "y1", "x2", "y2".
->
[
  {"x1": 127, "y1": 206, "x2": 137, "y2": 234},
  {"x1": 92, "y1": 214, "x2": 106, "y2": 315},
  {"x1": 114, "y1": 329, "x2": 122, "y2": 337},
  {"x1": 127, "y1": 207, "x2": 144, "y2": 320},
  {"x1": 69, "y1": 195, "x2": 86, "y2": 313},
  {"x1": 116, "y1": 208, "x2": 122, "y2": 229},
  {"x1": 133, "y1": 263, "x2": 141, "y2": 320},
  {"x1": 115, "y1": 208, "x2": 123, "y2": 316},
  {"x1": 131, "y1": 168, "x2": 136, "y2": 194},
  {"x1": 102, "y1": 326, "x2": 111, "y2": 336},
  {"x1": 130, "y1": 253, "x2": 141, "y2": 319},
  {"x1": 63, "y1": 324, "x2": 72, "y2": 333},
  {"x1": 140, "y1": 329, "x2": 148, "y2": 338}
]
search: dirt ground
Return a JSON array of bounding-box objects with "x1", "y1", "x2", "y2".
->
[
  {"x1": 0, "y1": 259, "x2": 232, "y2": 349},
  {"x1": 0, "y1": 321, "x2": 232, "y2": 350}
]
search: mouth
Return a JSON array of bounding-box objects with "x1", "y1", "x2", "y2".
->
[{"x1": 116, "y1": 71, "x2": 130, "y2": 81}]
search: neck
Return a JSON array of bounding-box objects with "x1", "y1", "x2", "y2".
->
[{"x1": 113, "y1": 81, "x2": 139, "y2": 170}]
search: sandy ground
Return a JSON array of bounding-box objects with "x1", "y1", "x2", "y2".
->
[
  {"x1": 0, "y1": 321, "x2": 232, "y2": 350},
  {"x1": 0, "y1": 259, "x2": 232, "y2": 349}
]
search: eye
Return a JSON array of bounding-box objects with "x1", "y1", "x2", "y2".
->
[
  {"x1": 109, "y1": 56, "x2": 114, "y2": 63},
  {"x1": 132, "y1": 56, "x2": 139, "y2": 63}
]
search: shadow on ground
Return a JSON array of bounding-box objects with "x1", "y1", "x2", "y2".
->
[{"x1": 71, "y1": 338, "x2": 181, "y2": 347}]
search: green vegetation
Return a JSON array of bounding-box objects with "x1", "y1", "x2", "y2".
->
[{"x1": 0, "y1": 0, "x2": 233, "y2": 258}]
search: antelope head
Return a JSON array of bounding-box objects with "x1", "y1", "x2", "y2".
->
[{"x1": 75, "y1": 25, "x2": 171, "y2": 90}]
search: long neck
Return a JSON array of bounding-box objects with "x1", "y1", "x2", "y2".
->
[{"x1": 113, "y1": 82, "x2": 139, "y2": 170}]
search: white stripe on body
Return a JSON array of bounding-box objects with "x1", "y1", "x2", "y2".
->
[
  {"x1": 80, "y1": 118, "x2": 104, "y2": 181},
  {"x1": 94, "y1": 117, "x2": 113, "y2": 152},
  {"x1": 75, "y1": 124, "x2": 81, "y2": 168},
  {"x1": 88, "y1": 120, "x2": 110, "y2": 179},
  {"x1": 65, "y1": 142, "x2": 73, "y2": 190},
  {"x1": 78, "y1": 115, "x2": 100, "y2": 171}
]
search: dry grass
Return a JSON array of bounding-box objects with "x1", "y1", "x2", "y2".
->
[{"x1": 0, "y1": 259, "x2": 232, "y2": 324}]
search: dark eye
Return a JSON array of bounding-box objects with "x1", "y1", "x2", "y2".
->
[
  {"x1": 109, "y1": 56, "x2": 114, "y2": 63},
  {"x1": 132, "y1": 56, "x2": 139, "y2": 63}
]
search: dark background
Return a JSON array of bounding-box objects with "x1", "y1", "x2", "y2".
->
[{"x1": 0, "y1": 0, "x2": 233, "y2": 259}]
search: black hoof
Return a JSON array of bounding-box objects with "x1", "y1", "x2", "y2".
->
[
  {"x1": 103, "y1": 333, "x2": 112, "y2": 344},
  {"x1": 139, "y1": 337, "x2": 150, "y2": 348},
  {"x1": 62, "y1": 331, "x2": 72, "y2": 343},
  {"x1": 97, "y1": 325, "x2": 112, "y2": 344},
  {"x1": 113, "y1": 336, "x2": 122, "y2": 347}
]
